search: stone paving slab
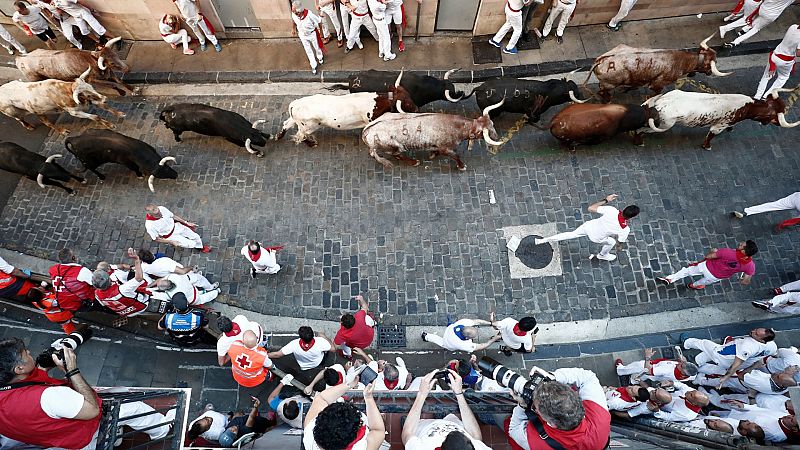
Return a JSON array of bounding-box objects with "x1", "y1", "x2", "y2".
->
[{"x1": 0, "y1": 66, "x2": 798, "y2": 327}]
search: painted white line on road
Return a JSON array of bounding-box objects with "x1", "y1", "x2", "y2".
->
[
  {"x1": 379, "y1": 351, "x2": 436, "y2": 354},
  {"x1": 178, "y1": 365, "x2": 228, "y2": 370},
  {"x1": 156, "y1": 345, "x2": 217, "y2": 353}
]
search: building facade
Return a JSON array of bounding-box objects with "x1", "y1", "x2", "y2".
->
[{"x1": 0, "y1": 0, "x2": 734, "y2": 41}]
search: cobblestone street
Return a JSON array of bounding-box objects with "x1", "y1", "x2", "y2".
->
[{"x1": 1, "y1": 66, "x2": 798, "y2": 326}]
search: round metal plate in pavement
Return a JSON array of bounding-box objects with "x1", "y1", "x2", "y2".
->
[{"x1": 515, "y1": 235, "x2": 553, "y2": 270}]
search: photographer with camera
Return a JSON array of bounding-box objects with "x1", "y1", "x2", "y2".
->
[
  {"x1": 485, "y1": 360, "x2": 610, "y2": 450},
  {"x1": 0, "y1": 337, "x2": 174, "y2": 448},
  {"x1": 402, "y1": 369, "x2": 490, "y2": 449}
]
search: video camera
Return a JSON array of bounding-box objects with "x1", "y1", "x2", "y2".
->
[
  {"x1": 36, "y1": 328, "x2": 92, "y2": 369},
  {"x1": 477, "y1": 356, "x2": 555, "y2": 407}
]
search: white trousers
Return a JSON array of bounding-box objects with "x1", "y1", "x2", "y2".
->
[
  {"x1": 755, "y1": 53, "x2": 794, "y2": 99},
  {"x1": 170, "y1": 223, "x2": 203, "y2": 248},
  {"x1": 781, "y1": 279, "x2": 800, "y2": 292},
  {"x1": 767, "y1": 292, "x2": 800, "y2": 314},
  {"x1": 188, "y1": 271, "x2": 214, "y2": 291},
  {"x1": 339, "y1": 3, "x2": 351, "y2": 40},
  {"x1": 162, "y1": 29, "x2": 191, "y2": 51},
  {"x1": 492, "y1": 5, "x2": 523, "y2": 50},
  {"x1": 374, "y1": 17, "x2": 393, "y2": 57},
  {"x1": 542, "y1": 1, "x2": 576, "y2": 37},
  {"x1": 666, "y1": 261, "x2": 721, "y2": 286},
  {"x1": 66, "y1": 8, "x2": 105, "y2": 36},
  {"x1": 299, "y1": 34, "x2": 323, "y2": 69},
  {"x1": 721, "y1": 15, "x2": 772, "y2": 45},
  {"x1": 193, "y1": 287, "x2": 219, "y2": 305},
  {"x1": 540, "y1": 223, "x2": 617, "y2": 257},
  {"x1": 744, "y1": 192, "x2": 800, "y2": 216},
  {"x1": 423, "y1": 333, "x2": 448, "y2": 349},
  {"x1": 60, "y1": 16, "x2": 90, "y2": 49},
  {"x1": 347, "y1": 14, "x2": 378, "y2": 49},
  {"x1": 251, "y1": 250, "x2": 281, "y2": 274},
  {"x1": 684, "y1": 338, "x2": 734, "y2": 368},
  {"x1": 186, "y1": 16, "x2": 218, "y2": 46},
  {"x1": 616, "y1": 360, "x2": 646, "y2": 376},
  {"x1": 118, "y1": 402, "x2": 176, "y2": 440},
  {"x1": 321, "y1": 4, "x2": 344, "y2": 41},
  {"x1": 609, "y1": 0, "x2": 638, "y2": 27},
  {"x1": 0, "y1": 26, "x2": 26, "y2": 53}
]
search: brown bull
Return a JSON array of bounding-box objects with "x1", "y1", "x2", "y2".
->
[
  {"x1": 588, "y1": 35, "x2": 732, "y2": 102},
  {"x1": 16, "y1": 37, "x2": 132, "y2": 96},
  {"x1": 550, "y1": 103, "x2": 658, "y2": 149}
]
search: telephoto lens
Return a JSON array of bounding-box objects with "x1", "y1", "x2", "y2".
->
[
  {"x1": 35, "y1": 328, "x2": 93, "y2": 369},
  {"x1": 477, "y1": 356, "x2": 537, "y2": 405}
]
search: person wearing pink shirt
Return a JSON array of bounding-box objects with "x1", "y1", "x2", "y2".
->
[{"x1": 657, "y1": 241, "x2": 758, "y2": 290}]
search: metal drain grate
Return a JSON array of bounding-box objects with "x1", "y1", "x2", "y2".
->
[{"x1": 378, "y1": 325, "x2": 407, "y2": 348}]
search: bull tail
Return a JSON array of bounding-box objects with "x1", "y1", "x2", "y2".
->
[
  {"x1": 325, "y1": 84, "x2": 350, "y2": 91},
  {"x1": 581, "y1": 61, "x2": 601, "y2": 87}
]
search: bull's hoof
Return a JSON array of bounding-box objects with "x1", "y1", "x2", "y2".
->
[
  {"x1": 458, "y1": 165, "x2": 467, "y2": 171},
  {"x1": 68, "y1": 190, "x2": 76, "y2": 196},
  {"x1": 256, "y1": 152, "x2": 265, "y2": 158},
  {"x1": 81, "y1": 179, "x2": 88, "y2": 184}
]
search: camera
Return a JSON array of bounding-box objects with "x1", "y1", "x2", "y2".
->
[
  {"x1": 36, "y1": 328, "x2": 93, "y2": 369},
  {"x1": 477, "y1": 356, "x2": 554, "y2": 407},
  {"x1": 433, "y1": 370, "x2": 450, "y2": 382}
]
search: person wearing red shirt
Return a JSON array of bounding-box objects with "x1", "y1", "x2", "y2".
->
[
  {"x1": 657, "y1": 240, "x2": 758, "y2": 290},
  {"x1": 333, "y1": 294, "x2": 376, "y2": 359},
  {"x1": 0, "y1": 255, "x2": 36, "y2": 302},
  {"x1": 48, "y1": 248, "x2": 95, "y2": 312}
]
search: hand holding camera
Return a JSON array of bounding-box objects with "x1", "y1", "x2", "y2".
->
[{"x1": 52, "y1": 347, "x2": 78, "y2": 372}]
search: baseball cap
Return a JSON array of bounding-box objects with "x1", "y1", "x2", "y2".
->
[
  {"x1": 218, "y1": 430, "x2": 236, "y2": 447},
  {"x1": 171, "y1": 292, "x2": 189, "y2": 312}
]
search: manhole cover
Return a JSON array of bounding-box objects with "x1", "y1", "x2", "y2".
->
[
  {"x1": 514, "y1": 235, "x2": 553, "y2": 269},
  {"x1": 378, "y1": 325, "x2": 406, "y2": 348}
]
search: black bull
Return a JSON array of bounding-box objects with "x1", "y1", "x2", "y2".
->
[
  {"x1": 463, "y1": 77, "x2": 586, "y2": 124},
  {"x1": 326, "y1": 69, "x2": 465, "y2": 107},
  {"x1": 0, "y1": 142, "x2": 84, "y2": 195}
]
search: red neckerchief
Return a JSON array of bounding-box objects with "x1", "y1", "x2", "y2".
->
[
  {"x1": 681, "y1": 396, "x2": 702, "y2": 413},
  {"x1": 248, "y1": 248, "x2": 261, "y2": 261},
  {"x1": 675, "y1": 366, "x2": 688, "y2": 380},
  {"x1": 735, "y1": 249, "x2": 752, "y2": 265},
  {"x1": 616, "y1": 387, "x2": 635, "y2": 403},
  {"x1": 618, "y1": 212, "x2": 628, "y2": 229},
  {"x1": 145, "y1": 214, "x2": 159, "y2": 221},
  {"x1": 779, "y1": 416, "x2": 800, "y2": 438},
  {"x1": 23, "y1": 367, "x2": 68, "y2": 385},
  {"x1": 344, "y1": 425, "x2": 367, "y2": 450},
  {"x1": 299, "y1": 338, "x2": 315, "y2": 352},
  {"x1": 300, "y1": 9, "x2": 309, "y2": 19},
  {"x1": 336, "y1": 372, "x2": 344, "y2": 385},
  {"x1": 512, "y1": 324, "x2": 527, "y2": 337},
  {"x1": 225, "y1": 322, "x2": 241, "y2": 337},
  {"x1": 384, "y1": 378, "x2": 399, "y2": 390}
]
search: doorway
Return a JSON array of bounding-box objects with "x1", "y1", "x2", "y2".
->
[
  {"x1": 435, "y1": 0, "x2": 480, "y2": 31},
  {"x1": 210, "y1": 0, "x2": 261, "y2": 36}
]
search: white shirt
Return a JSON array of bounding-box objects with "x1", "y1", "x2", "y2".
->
[
  {"x1": 118, "y1": 277, "x2": 150, "y2": 300},
  {"x1": 350, "y1": 0, "x2": 370, "y2": 15},
  {"x1": 368, "y1": 360, "x2": 410, "y2": 391},
  {"x1": 53, "y1": 0, "x2": 89, "y2": 17},
  {"x1": 280, "y1": 338, "x2": 331, "y2": 370},
  {"x1": 743, "y1": 371, "x2": 787, "y2": 395},
  {"x1": 605, "y1": 387, "x2": 641, "y2": 412},
  {"x1": 291, "y1": 10, "x2": 321, "y2": 37},
  {"x1": 217, "y1": 315, "x2": 263, "y2": 357},
  {"x1": 40, "y1": 386, "x2": 85, "y2": 419},
  {"x1": 496, "y1": 318, "x2": 534, "y2": 352},
  {"x1": 775, "y1": 24, "x2": 800, "y2": 56},
  {"x1": 174, "y1": 0, "x2": 200, "y2": 20},
  {"x1": 650, "y1": 359, "x2": 694, "y2": 382},
  {"x1": 716, "y1": 336, "x2": 777, "y2": 366},
  {"x1": 240, "y1": 245, "x2": 277, "y2": 270},
  {"x1": 162, "y1": 272, "x2": 197, "y2": 302},
  {"x1": 159, "y1": 18, "x2": 175, "y2": 36},
  {"x1": 13, "y1": 7, "x2": 50, "y2": 34},
  {"x1": 141, "y1": 257, "x2": 182, "y2": 279},
  {"x1": 326, "y1": 364, "x2": 348, "y2": 388},
  {"x1": 188, "y1": 410, "x2": 228, "y2": 441},
  {"x1": 756, "y1": 393, "x2": 789, "y2": 412},
  {"x1": 728, "y1": 404, "x2": 787, "y2": 442},
  {"x1": 145, "y1": 206, "x2": 177, "y2": 240},
  {"x1": 0, "y1": 256, "x2": 14, "y2": 274},
  {"x1": 277, "y1": 395, "x2": 308, "y2": 429},
  {"x1": 757, "y1": 0, "x2": 795, "y2": 20},
  {"x1": 582, "y1": 205, "x2": 631, "y2": 243},
  {"x1": 440, "y1": 319, "x2": 478, "y2": 352},
  {"x1": 765, "y1": 347, "x2": 800, "y2": 375},
  {"x1": 405, "y1": 414, "x2": 492, "y2": 450},
  {"x1": 654, "y1": 382, "x2": 701, "y2": 422},
  {"x1": 32, "y1": 0, "x2": 62, "y2": 19},
  {"x1": 367, "y1": 0, "x2": 386, "y2": 20},
  {"x1": 385, "y1": 0, "x2": 402, "y2": 12},
  {"x1": 507, "y1": 0, "x2": 526, "y2": 12}
]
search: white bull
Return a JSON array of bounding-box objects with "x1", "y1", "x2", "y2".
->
[
  {"x1": 644, "y1": 89, "x2": 799, "y2": 150},
  {"x1": 0, "y1": 67, "x2": 124, "y2": 134},
  {"x1": 275, "y1": 71, "x2": 415, "y2": 147}
]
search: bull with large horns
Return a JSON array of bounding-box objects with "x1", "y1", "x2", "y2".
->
[{"x1": 326, "y1": 68, "x2": 465, "y2": 107}]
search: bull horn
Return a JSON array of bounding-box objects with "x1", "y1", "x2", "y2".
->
[
  {"x1": 37, "y1": 174, "x2": 46, "y2": 188},
  {"x1": 158, "y1": 156, "x2": 176, "y2": 166},
  {"x1": 396, "y1": 100, "x2": 405, "y2": 113},
  {"x1": 97, "y1": 56, "x2": 106, "y2": 70},
  {"x1": 252, "y1": 119, "x2": 267, "y2": 129},
  {"x1": 482, "y1": 128, "x2": 505, "y2": 146},
  {"x1": 710, "y1": 60, "x2": 732, "y2": 77},
  {"x1": 648, "y1": 118, "x2": 668, "y2": 132},
  {"x1": 394, "y1": 68, "x2": 404, "y2": 88},
  {"x1": 768, "y1": 88, "x2": 794, "y2": 99},
  {"x1": 700, "y1": 33, "x2": 714, "y2": 50},
  {"x1": 568, "y1": 90, "x2": 587, "y2": 103},
  {"x1": 45, "y1": 154, "x2": 62, "y2": 163},
  {"x1": 104, "y1": 36, "x2": 122, "y2": 48},
  {"x1": 778, "y1": 112, "x2": 800, "y2": 128},
  {"x1": 245, "y1": 138, "x2": 257, "y2": 154},
  {"x1": 482, "y1": 98, "x2": 505, "y2": 117},
  {"x1": 444, "y1": 68, "x2": 461, "y2": 103},
  {"x1": 73, "y1": 90, "x2": 82, "y2": 106},
  {"x1": 147, "y1": 175, "x2": 156, "y2": 193},
  {"x1": 79, "y1": 67, "x2": 91, "y2": 81}
]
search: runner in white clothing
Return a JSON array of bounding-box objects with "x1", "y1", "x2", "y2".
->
[
  {"x1": 368, "y1": 0, "x2": 396, "y2": 61},
  {"x1": 241, "y1": 240, "x2": 282, "y2": 278},
  {"x1": 421, "y1": 318, "x2": 501, "y2": 352},
  {"x1": 13, "y1": 3, "x2": 55, "y2": 50},
  {"x1": 156, "y1": 272, "x2": 219, "y2": 306},
  {"x1": 159, "y1": 14, "x2": 194, "y2": 55},
  {"x1": 754, "y1": 25, "x2": 800, "y2": 99},
  {"x1": 144, "y1": 204, "x2": 208, "y2": 251},
  {"x1": 344, "y1": 0, "x2": 379, "y2": 53},
  {"x1": 723, "y1": 0, "x2": 762, "y2": 22},
  {"x1": 489, "y1": 0, "x2": 535, "y2": 54},
  {"x1": 0, "y1": 25, "x2": 27, "y2": 55},
  {"x1": 32, "y1": 0, "x2": 90, "y2": 49},
  {"x1": 137, "y1": 248, "x2": 216, "y2": 291},
  {"x1": 720, "y1": 0, "x2": 795, "y2": 47},
  {"x1": 291, "y1": 1, "x2": 325, "y2": 75},
  {"x1": 52, "y1": 0, "x2": 110, "y2": 44},
  {"x1": 541, "y1": 0, "x2": 579, "y2": 44},
  {"x1": 732, "y1": 191, "x2": 800, "y2": 232},
  {"x1": 608, "y1": 0, "x2": 638, "y2": 30},
  {"x1": 172, "y1": 0, "x2": 221, "y2": 52},
  {"x1": 489, "y1": 312, "x2": 538, "y2": 355},
  {"x1": 385, "y1": 0, "x2": 405, "y2": 52},
  {"x1": 317, "y1": 0, "x2": 344, "y2": 47},
  {"x1": 536, "y1": 194, "x2": 639, "y2": 261}
]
